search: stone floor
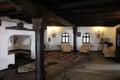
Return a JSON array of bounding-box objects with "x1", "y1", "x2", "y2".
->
[
  {"x1": 1, "y1": 51, "x2": 120, "y2": 80},
  {"x1": 52, "y1": 52, "x2": 120, "y2": 80}
]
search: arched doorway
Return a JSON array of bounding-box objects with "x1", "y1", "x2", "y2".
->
[{"x1": 8, "y1": 35, "x2": 34, "y2": 65}]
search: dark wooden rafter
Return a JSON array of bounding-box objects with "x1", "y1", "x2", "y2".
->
[
  {"x1": 0, "y1": 11, "x2": 25, "y2": 16},
  {"x1": 78, "y1": 17, "x2": 120, "y2": 22},
  {"x1": 63, "y1": 15, "x2": 120, "y2": 22},
  {"x1": 0, "y1": 0, "x2": 6, "y2": 3},
  {"x1": 55, "y1": 6, "x2": 120, "y2": 16},
  {"x1": 1, "y1": 0, "x2": 41, "y2": 23},
  {"x1": 0, "y1": 2, "x2": 16, "y2": 11},
  {"x1": 57, "y1": 11, "x2": 120, "y2": 26},
  {"x1": 10, "y1": 14, "x2": 32, "y2": 23},
  {"x1": 10, "y1": 13, "x2": 31, "y2": 18},
  {"x1": 43, "y1": 10, "x2": 75, "y2": 27},
  {"x1": 69, "y1": 20, "x2": 120, "y2": 26},
  {"x1": 44, "y1": 0, "x2": 120, "y2": 26},
  {"x1": 32, "y1": 0, "x2": 79, "y2": 4},
  {"x1": 10, "y1": 0, "x2": 40, "y2": 17},
  {"x1": 74, "y1": 11, "x2": 120, "y2": 18},
  {"x1": 48, "y1": 0, "x2": 120, "y2": 10},
  {"x1": 0, "y1": 0, "x2": 119, "y2": 26},
  {"x1": 57, "y1": 9, "x2": 120, "y2": 26}
]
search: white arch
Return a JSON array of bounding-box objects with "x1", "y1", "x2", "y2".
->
[{"x1": 0, "y1": 29, "x2": 35, "y2": 70}]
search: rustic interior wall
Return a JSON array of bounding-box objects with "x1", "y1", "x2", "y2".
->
[
  {"x1": 45, "y1": 26, "x2": 116, "y2": 51},
  {"x1": 0, "y1": 21, "x2": 35, "y2": 70}
]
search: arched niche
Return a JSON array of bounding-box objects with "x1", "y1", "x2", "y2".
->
[
  {"x1": 8, "y1": 35, "x2": 33, "y2": 61},
  {"x1": 8, "y1": 35, "x2": 31, "y2": 50},
  {"x1": 7, "y1": 32, "x2": 35, "y2": 59}
]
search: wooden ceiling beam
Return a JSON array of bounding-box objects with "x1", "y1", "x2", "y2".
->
[
  {"x1": 0, "y1": 2, "x2": 16, "y2": 11},
  {"x1": 10, "y1": 14, "x2": 31, "y2": 18},
  {"x1": 66, "y1": 16, "x2": 120, "y2": 22},
  {"x1": 72, "y1": 20, "x2": 120, "y2": 26},
  {"x1": 1, "y1": 0, "x2": 118, "y2": 26},
  {"x1": 55, "y1": 6, "x2": 120, "y2": 16},
  {"x1": 49, "y1": 0, "x2": 120, "y2": 10},
  {"x1": 0, "y1": 0, "x2": 6, "y2": 3},
  {"x1": 62, "y1": 11, "x2": 120, "y2": 19},
  {"x1": 62, "y1": 15, "x2": 120, "y2": 26},
  {"x1": 42, "y1": 10, "x2": 75, "y2": 26},
  {"x1": 10, "y1": 14, "x2": 32, "y2": 23},
  {"x1": 63, "y1": 16, "x2": 120, "y2": 25},
  {"x1": 11, "y1": 0, "x2": 40, "y2": 17},
  {"x1": 0, "y1": 11, "x2": 25, "y2": 16},
  {"x1": 75, "y1": 18, "x2": 120, "y2": 22}
]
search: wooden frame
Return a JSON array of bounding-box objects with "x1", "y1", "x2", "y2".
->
[{"x1": 77, "y1": 32, "x2": 81, "y2": 37}]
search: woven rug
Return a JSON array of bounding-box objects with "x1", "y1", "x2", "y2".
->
[
  {"x1": 45, "y1": 53, "x2": 85, "y2": 63},
  {"x1": 17, "y1": 53, "x2": 85, "y2": 74}
]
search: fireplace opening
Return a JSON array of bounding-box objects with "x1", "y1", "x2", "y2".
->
[{"x1": 8, "y1": 35, "x2": 34, "y2": 66}]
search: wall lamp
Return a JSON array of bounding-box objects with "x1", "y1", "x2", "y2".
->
[
  {"x1": 47, "y1": 26, "x2": 58, "y2": 38},
  {"x1": 96, "y1": 27, "x2": 103, "y2": 38}
]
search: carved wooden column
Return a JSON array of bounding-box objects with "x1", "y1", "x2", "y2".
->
[
  {"x1": 32, "y1": 18, "x2": 46, "y2": 80},
  {"x1": 73, "y1": 27, "x2": 77, "y2": 54},
  {"x1": 41, "y1": 27, "x2": 46, "y2": 52}
]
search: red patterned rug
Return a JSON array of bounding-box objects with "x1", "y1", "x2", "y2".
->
[
  {"x1": 45, "y1": 53, "x2": 85, "y2": 63},
  {"x1": 16, "y1": 52, "x2": 85, "y2": 74}
]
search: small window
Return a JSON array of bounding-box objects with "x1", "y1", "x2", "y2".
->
[
  {"x1": 82, "y1": 33, "x2": 90, "y2": 44},
  {"x1": 61, "y1": 33, "x2": 69, "y2": 43}
]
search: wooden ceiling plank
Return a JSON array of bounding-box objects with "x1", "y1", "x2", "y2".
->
[
  {"x1": 62, "y1": 15, "x2": 120, "y2": 24},
  {"x1": 61, "y1": 11, "x2": 120, "y2": 19},
  {"x1": 71, "y1": 20, "x2": 119, "y2": 26},
  {"x1": 10, "y1": 14, "x2": 32, "y2": 22},
  {"x1": 0, "y1": 0, "x2": 119, "y2": 26},
  {"x1": 49, "y1": 0, "x2": 120, "y2": 10},
  {"x1": 0, "y1": 11, "x2": 25, "y2": 16},
  {"x1": 0, "y1": 0, "x2": 6, "y2": 3},
  {"x1": 55, "y1": 6, "x2": 120, "y2": 16},
  {"x1": 11, "y1": 0, "x2": 40, "y2": 17},
  {"x1": 0, "y1": 2, "x2": 16, "y2": 11}
]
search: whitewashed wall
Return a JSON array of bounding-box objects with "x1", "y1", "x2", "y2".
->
[
  {"x1": 77, "y1": 27, "x2": 116, "y2": 50},
  {"x1": 0, "y1": 20, "x2": 117, "y2": 70},
  {"x1": 45, "y1": 27, "x2": 73, "y2": 50},
  {"x1": 77, "y1": 27, "x2": 98, "y2": 50},
  {"x1": 103, "y1": 27, "x2": 116, "y2": 45},
  {"x1": 8, "y1": 35, "x2": 31, "y2": 50},
  {"x1": 0, "y1": 21, "x2": 35, "y2": 70},
  {"x1": 45, "y1": 26, "x2": 116, "y2": 51}
]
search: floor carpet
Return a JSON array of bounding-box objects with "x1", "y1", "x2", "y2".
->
[
  {"x1": 53, "y1": 52, "x2": 120, "y2": 80},
  {"x1": 1, "y1": 52, "x2": 120, "y2": 80}
]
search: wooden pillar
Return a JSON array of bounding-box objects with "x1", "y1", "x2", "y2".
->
[
  {"x1": 32, "y1": 18, "x2": 46, "y2": 80},
  {"x1": 73, "y1": 27, "x2": 77, "y2": 54},
  {"x1": 41, "y1": 27, "x2": 46, "y2": 52}
]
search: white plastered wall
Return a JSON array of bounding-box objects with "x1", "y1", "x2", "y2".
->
[
  {"x1": 0, "y1": 21, "x2": 35, "y2": 70},
  {"x1": 77, "y1": 27, "x2": 116, "y2": 50},
  {"x1": 8, "y1": 35, "x2": 31, "y2": 50},
  {"x1": 44, "y1": 26, "x2": 116, "y2": 51},
  {"x1": 45, "y1": 26, "x2": 73, "y2": 50}
]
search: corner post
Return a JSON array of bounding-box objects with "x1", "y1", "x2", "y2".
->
[
  {"x1": 32, "y1": 18, "x2": 46, "y2": 80},
  {"x1": 73, "y1": 26, "x2": 77, "y2": 54}
]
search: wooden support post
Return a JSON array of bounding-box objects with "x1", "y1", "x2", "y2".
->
[
  {"x1": 73, "y1": 27, "x2": 77, "y2": 54},
  {"x1": 32, "y1": 18, "x2": 46, "y2": 80}
]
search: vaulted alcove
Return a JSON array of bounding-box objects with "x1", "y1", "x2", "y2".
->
[{"x1": 8, "y1": 35, "x2": 32, "y2": 64}]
